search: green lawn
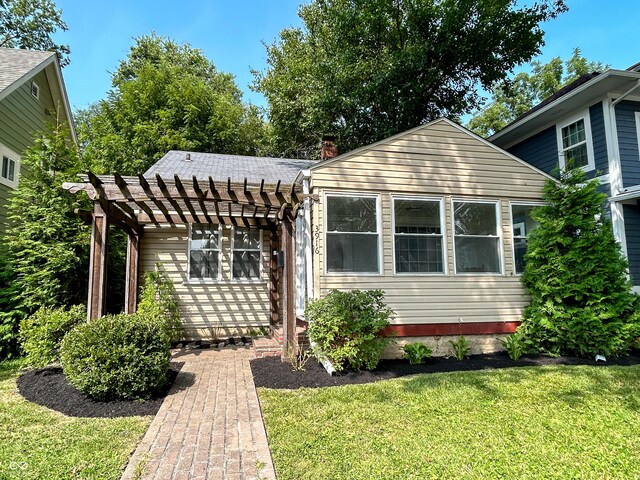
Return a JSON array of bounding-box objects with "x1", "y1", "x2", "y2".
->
[
  {"x1": 259, "y1": 365, "x2": 640, "y2": 480},
  {"x1": 0, "y1": 360, "x2": 151, "y2": 479}
]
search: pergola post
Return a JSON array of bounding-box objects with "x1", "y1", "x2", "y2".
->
[
  {"x1": 124, "y1": 232, "x2": 142, "y2": 314},
  {"x1": 281, "y1": 214, "x2": 296, "y2": 359},
  {"x1": 87, "y1": 202, "x2": 109, "y2": 320}
]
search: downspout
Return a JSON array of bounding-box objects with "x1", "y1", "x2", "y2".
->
[
  {"x1": 301, "y1": 169, "x2": 336, "y2": 376},
  {"x1": 606, "y1": 79, "x2": 640, "y2": 259}
]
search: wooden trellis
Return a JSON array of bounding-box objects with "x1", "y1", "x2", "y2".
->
[{"x1": 63, "y1": 172, "x2": 312, "y2": 354}]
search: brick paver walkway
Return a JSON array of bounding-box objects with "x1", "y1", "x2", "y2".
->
[{"x1": 121, "y1": 347, "x2": 276, "y2": 480}]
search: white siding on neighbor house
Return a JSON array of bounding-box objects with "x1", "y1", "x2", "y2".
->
[
  {"x1": 139, "y1": 226, "x2": 272, "y2": 338},
  {"x1": 310, "y1": 119, "x2": 548, "y2": 326}
]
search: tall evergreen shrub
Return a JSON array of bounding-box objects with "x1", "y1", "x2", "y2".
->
[{"x1": 519, "y1": 168, "x2": 640, "y2": 357}]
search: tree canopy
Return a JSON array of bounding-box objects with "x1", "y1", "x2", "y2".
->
[
  {"x1": 0, "y1": 0, "x2": 70, "y2": 66},
  {"x1": 253, "y1": 0, "x2": 567, "y2": 157},
  {"x1": 78, "y1": 34, "x2": 271, "y2": 175},
  {"x1": 467, "y1": 49, "x2": 607, "y2": 137}
]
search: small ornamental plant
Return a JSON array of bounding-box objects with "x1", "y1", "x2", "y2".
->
[
  {"x1": 519, "y1": 167, "x2": 640, "y2": 357},
  {"x1": 403, "y1": 343, "x2": 432, "y2": 364},
  {"x1": 449, "y1": 336, "x2": 471, "y2": 360},
  {"x1": 306, "y1": 289, "x2": 394, "y2": 373},
  {"x1": 501, "y1": 333, "x2": 525, "y2": 361},
  {"x1": 137, "y1": 263, "x2": 182, "y2": 342}
]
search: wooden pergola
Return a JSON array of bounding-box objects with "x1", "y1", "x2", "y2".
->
[{"x1": 63, "y1": 172, "x2": 309, "y2": 353}]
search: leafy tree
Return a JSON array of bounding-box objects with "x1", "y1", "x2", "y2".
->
[
  {"x1": 519, "y1": 167, "x2": 640, "y2": 357},
  {"x1": 0, "y1": 0, "x2": 70, "y2": 66},
  {"x1": 1, "y1": 126, "x2": 90, "y2": 329},
  {"x1": 253, "y1": 0, "x2": 567, "y2": 157},
  {"x1": 467, "y1": 49, "x2": 607, "y2": 136},
  {"x1": 78, "y1": 34, "x2": 271, "y2": 175}
]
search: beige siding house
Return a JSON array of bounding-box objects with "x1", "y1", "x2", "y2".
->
[
  {"x1": 0, "y1": 47, "x2": 76, "y2": 236},
  {"x1": 308, "y1": 118, "x2": 551, "y2": 356},
  {"x1": 66, "y1": 118, "x2": 552, "y2": 357}
]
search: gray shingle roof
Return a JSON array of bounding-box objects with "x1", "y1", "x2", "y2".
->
[
  {"x1": 145, "y1": 151, "x2": 317, "y2": 185},
  {"x1": 0, "y1": 48, "x2": 55, "y2": 93}
]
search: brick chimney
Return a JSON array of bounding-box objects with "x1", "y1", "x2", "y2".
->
[{"x1": 320, "y1": 135, "x2": 337, "y2": 160}]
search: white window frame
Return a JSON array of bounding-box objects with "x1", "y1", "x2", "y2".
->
[
  {"x1": 31, "y1": 81, "x2": 40, "y2": 100},
  {"x1": 509, "y1": 202, "x2": 544, "y2": 276},
  {"x1": 324, "y1": 191, "x2": 382, "y2": 275},
  {"x1": 231, "y1": 226, "x2": 263, "y2": 282},
  {"x1": 556, "y1": 110, "x2": 595, "y2": 172},
  {"x1": 392, "y1": 195, "x2": 447, "y2": 275},
  {"x1": 187, "y1": 224, "x2": 222, "y2": 283},
  {"x1": 0, "y1": 143, "x2": 20, "y2": 189},
  {"x1": 451, "y1": 198, "x2": 503, "y2": 275}
]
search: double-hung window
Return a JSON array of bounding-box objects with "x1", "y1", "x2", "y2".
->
[
  {"x1": 189, "y1": 224, "x2": 221, "y2": 280},
  {"x1": 558, "y1": 114, "x2": 594, "y2": 170},
  {"x1": 1, "y1": 156, "x2": 15, "y2": 183},
  {"x1": 232, "y1": 228, "x2": 261, "y2": 280},
  {"x1": 453, "y1": 200, "x2": 501, "y2": 274},
  {"x1": 393, "y1": 198, "x2": 444, "y2": 274},
  {"x1": 511, "y1": 204, "x2": 539, "y2": 274},
  {"x1": 326, "y1": 194, "x2": 379, "y2": 273}
]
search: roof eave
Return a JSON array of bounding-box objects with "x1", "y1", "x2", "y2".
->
[{"x1": 489, "y1": 69, "x2": 640, "y2": 145}]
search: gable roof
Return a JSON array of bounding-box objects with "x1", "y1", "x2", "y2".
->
[
  {"x1": 145, "y1": 150, "x2": 317, "y2": 185},
  {"x1": 0, "y1": 48, "x2": 56, "y2": 97},
  {"x1": 490, "y1": 68, "x2": 640, "y2": 148},
  {"x1": 0, "y1": 47, "x2": 76, "y2": 142},
  {"x1": 309, "y1": 117, "x2": 556, "y2": 182}
]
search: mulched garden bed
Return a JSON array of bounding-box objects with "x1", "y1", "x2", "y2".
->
[
  {"x1": 251, "y1": 352, "x2": 640, "y2": 390},
  {"x1": 17, "y1": 363, "x2": 181, "y2": 418}
]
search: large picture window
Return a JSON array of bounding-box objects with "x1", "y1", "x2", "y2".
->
[
  {"x1": 326, "y1": 195, "x2": 379, "y2": 273},
  {"x1": 453, "y1": 201, "x2": 501, "y2": 274},
  {"x1": 393, "y1": 198, "x2": 444, "y2": 273},
  {"x1": 511, "y1": 204, "x2": 539, "y2": 274},
  {"x1": 232, "y1": 228, "x2": 261, "y2": 280},
  {"x1": 189, "y1": 224, "x2": 221, "y2": 280}
]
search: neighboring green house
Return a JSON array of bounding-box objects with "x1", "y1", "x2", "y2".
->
[{"x1": 0, "y1": 47, "x2": 76, "y2": 235}]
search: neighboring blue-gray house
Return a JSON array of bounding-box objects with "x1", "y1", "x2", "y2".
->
[{"x1": 490, "y1": 64, "x2": 640, "y2": 290}]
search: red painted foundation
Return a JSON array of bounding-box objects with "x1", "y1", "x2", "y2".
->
[{"x1": 382, "y1": 321, "x2": 521, "y2": 337}]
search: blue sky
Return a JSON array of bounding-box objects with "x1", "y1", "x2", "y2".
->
[{"x1": 55, "y1": 0, "x2": 639, "y2": 113}]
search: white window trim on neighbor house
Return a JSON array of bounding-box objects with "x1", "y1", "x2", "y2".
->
[
  {"x1": 451, "y1": 198, "x2": 504, "y2": 275},
  {"x1": 31, "y1": 81, "x2": 40, "y2": 100},
  {"x1": 556, "y1": 110, "x2": 596, "y2": 172},
  {"x1": 231, "y1": 226, "x2": 263, "y2": 282},
  {"x1": 324, "y1": 191, "x2": 382, "y2": 275},
  {"x1": 0, "y1": 143, "x2": 20, "y2": 189},
  {"x1": 509, "y1": 201, "x2": 544, "y2": 276},
  {"x1": 391, "y1": 195, "x2": 447, "y2": 275},
  {"x1": 186, "y1": 224, "x2": 222, "y2": 283}
]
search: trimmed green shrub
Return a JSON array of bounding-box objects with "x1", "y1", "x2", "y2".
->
[
  {"x1": 137, "y1": 263, "x2": 182, "y2": 342},
  {"x1": 60, "y1": 313, "x2": 170, "y2": 400},
  {"x1": 306, "y1": 289, "x2": 394, "y2": 372},
  {"x1": 501, "y1": 333, "x2": 525, "y2": 361},
  {"x1": 403, "y1": 343, "x2": 432, "y2": 364},
  {"x1": 520, "y1": 167, "x2": 640, "y2": 357},
  {"x1": 449, "y1": 336, "x2": 471, "y2": 360},
  {"x1": 19, "y1": 305, "x2": 85, "y2": 367}
]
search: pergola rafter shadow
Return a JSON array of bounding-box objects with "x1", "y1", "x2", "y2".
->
[{"x1": 63, "y1": 172, "x2": 315, "y2": 355}]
